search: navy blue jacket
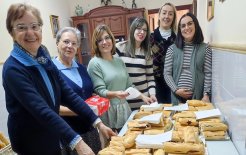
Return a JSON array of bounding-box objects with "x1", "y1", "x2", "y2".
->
[
  {"x1": 59, "y1": 63, "x2": 94, "y2": 134},
  {"x1": 2, "y1": 53, "x2": 98, "y2": 155}
]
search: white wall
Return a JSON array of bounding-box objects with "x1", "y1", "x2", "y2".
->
[
  {"x1": 0, "y1": 0, "x2": 72, "y2": 63},
  {"x1": 196, "y1": 1, "x2": 246, "y2": 154},
  {"x1": 197, "y1": 0, "x2": 246, "y2": 46}
]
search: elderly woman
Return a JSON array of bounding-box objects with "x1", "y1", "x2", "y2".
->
[
  {"x1": 164, "y1": 12, "x2": 212, "y2": 105},
  {"x1": 52, "y1": 27, "x2": 101, "y2": 154},
  {"x1": 3, "y1": 3, "x2": 115, "y2": 155}
]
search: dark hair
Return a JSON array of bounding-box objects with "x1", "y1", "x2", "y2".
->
[
  {"x1": 91, "y1": 24, "x2": 116, "y2": 57},
  {"x1": 126, "y1": 17, "x2": 151, "y2": 59},
  {"x1": 6, "y1": 3, "x2": 43, "y2": 36},
  {"x1": 175, "y1": 12, "x2": 204, "y2": 49},
  {"x1": 158, "y1": 2, "x2": 177, "y2": 32}
]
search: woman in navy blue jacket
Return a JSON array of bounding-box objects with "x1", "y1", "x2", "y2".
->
[
  {"x1": 3, "y1": 3, "x2": 115, "y2": 155},
  {"x1": 52, "y1": 27, "x2": 101, "y2": 154}
]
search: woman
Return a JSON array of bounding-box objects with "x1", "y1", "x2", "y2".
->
[
  {"x1": 3, "y1": 3, "x2": 115, "y2": 155},
  {"x1": 116, "y1": 17, "x2": 156, "y2": 110},
  {"x1": 164, "y1": 12, "x2": 212, "y2": 105},
  {"x1": 87, "y1": 24, "x2": 149, "y2": 132},
  {"x1": 150, "y1": 2, "x2": 177, "y2": 104},
  {"x1": 52, "y1": 27, "x2": 101, "y2": 154}
]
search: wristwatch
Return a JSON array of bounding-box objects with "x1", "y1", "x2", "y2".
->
[{"x1": 204, "y1": 92, "x2": 210, "y2": 96}]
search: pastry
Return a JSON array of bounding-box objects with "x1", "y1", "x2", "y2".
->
[
  {"x1": 123, "y1": 133, "x2": 137, "y2": 148},
  {"x1": 144, "y1": 129, "x2": 164, "y2": 135},
  {"x1": 125, "y1": 149, "x2": 151, "y2": 155},
  {"x1": 163, "y1": 142, "x2": 205, "y2": 154},
  {"x1": 202, "y1": 130, "x2": 226, "y2": 140},
  {"x1": 187, "y1": 100, "x2": 206, "y2": 107},
  {"x1": 0, "y1": 132, "x2": 9, "y2": 145},
  {"x1": 200, "y1": 122, "x2": 228, "y2": 131},
  {"x1": 178, "y1": 118, "x2": 198, "y2": 126},
  {"x1": 134, "y1": 111, "x2": 153, "y2": 119},
  {"x1": 153, "y1": 149, "x2": 165, "y2": 155}
]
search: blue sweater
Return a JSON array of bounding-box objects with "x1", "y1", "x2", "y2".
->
[
  {"x1": 2, "y1": 47, "x2": 98, "y2": 155},
  {"x1": 52, "y1": 58, "x2": 94, "y2": 134}
]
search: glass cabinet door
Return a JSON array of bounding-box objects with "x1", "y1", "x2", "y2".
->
[{"x1": 75, "y1": 20, "x2": 91, "y2": 66}]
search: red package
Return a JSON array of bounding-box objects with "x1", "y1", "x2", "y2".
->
[{"x1": 85, "y1": 96, "x2": 110, "y2": 116}]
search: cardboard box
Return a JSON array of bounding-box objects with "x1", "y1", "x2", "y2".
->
[{"x1": 85, "y1": 96, "x2": 110, "y2": 116}]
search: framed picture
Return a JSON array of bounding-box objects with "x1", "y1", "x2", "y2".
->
[
  {"x1": 207, "y1": 0, "x2": 214, "y2": 21},
  {"x1": 50, "y1": 15, "x2": 60, "y2": 38}
]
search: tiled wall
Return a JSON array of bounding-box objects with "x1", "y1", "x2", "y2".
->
[{"x1": 212, "y1": 49, "x2": 246, "y2": 155}]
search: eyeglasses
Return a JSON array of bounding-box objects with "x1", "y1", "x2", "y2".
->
[
  {"x1": 61, "y1": 40, "x2": 78, "y2": 47},
  {"x1": 180, "y1": 21, "x2": 194, "y2": 29},
  {"x1": 136, "y1": 27, "x2": 147, "y2": 33},
  {"x1": 97, "y1": 35, "x2": 112, "y2": 45},
  {"x1": 13, "y1": 23, "x2": 42, "y2": 32}
]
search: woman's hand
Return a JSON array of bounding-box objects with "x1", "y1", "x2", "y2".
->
[
  {"x1": 75, "y1": 139, "x2": 95, "y2": 155},
  {"x1": 150, "y1": 95, "x2": 157, "y2": 102},
  {"x1": 175, "y1": 88, "x2": 193, "y2": 99},
  {"x1": 97, "y1": 122, "x2": 116, "y2": 139},
  {"x1": 202, "y1": 94, "x2": 210, "y2": 103},
  {"x1": 115, "y1": 91, "x2": 129, "y2": 99},
  {"x1": 140, "y1": 94, "x2": 155, "y2": 104}
]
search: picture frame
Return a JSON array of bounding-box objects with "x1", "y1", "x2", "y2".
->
[
  {"x1": 50, "y1": 15, "x2": 60, "y2": 38},
  {"x1": 207, "y1": 0, "x2": 214, "y2": 21}
]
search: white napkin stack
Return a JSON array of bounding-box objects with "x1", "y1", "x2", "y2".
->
[{"x1": 135, "y1": 131, "x2": 172, "y2": 149}]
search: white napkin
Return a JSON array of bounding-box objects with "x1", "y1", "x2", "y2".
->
[
  {"x1": 138, "y1": 112, "x2": 162, "y2": 124},
  {"x1": 125, "y1": 87, "x2": 141, "y2": 100},
  {"x1": 141, "y1": 102, "x2": 162, "y2": 111},
  {"x1": 164, "y1": 102, "x2": 189, "y2": 111},
  {"x1": 135, "y1": 131, "x2": 172, "y2": 149},
  {"x1": 195, "y1": 108, "x2": 221, "y2": 120}
]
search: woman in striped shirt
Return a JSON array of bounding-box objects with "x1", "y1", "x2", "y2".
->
[
  {"x1": 164, "y1": 13, "x2": 212, "y2": 105},
  {"x1": 116, "y1": 17, "x2": 157, "y2": 109}
]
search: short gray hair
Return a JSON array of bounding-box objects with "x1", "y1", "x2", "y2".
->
[{"x1": 56, "y1": 27, "x2": 81, "y2": 47}]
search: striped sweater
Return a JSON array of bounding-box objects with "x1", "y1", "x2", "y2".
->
[
  {"x1": 164, "y1": 43, "x2": 212, "y2": 95},
  {"x1": 116, "y1": 42, "x2": 156, "y2": 108}
]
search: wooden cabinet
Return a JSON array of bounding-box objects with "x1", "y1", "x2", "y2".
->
[{"x1": 71, "y1": 5, "x2": 145, "y2": 65}]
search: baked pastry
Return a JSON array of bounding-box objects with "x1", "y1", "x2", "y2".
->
[
  {"x1": 98, "y1": 147, "x2": 124, "y2": 155},
  {"x1": 171, "y1": 130, "x2": 183, "y2": 142},
  {"x1": 178, "y1": 118, "x2": 198, "y2": 126},
  {"x1": 172, "y1": 111, "x2": 196, "y2": 120},
  {"x1": 0, "y1": 141, "x2": 6, "y2": 149},
  {"x1": 125, "y1": 149, "x2": 151, "y2": 155},
  {"x1": 153, "y1": 149, "x2": 165, "y2": 155},
  {"x1": 134, "y1": 111, "x2": 153, "y2": 119},
  {"x1": 123, "y1": 133, "x2": 138, "y2": 148},
  {"x1": 0, "y1": 132, "x2": 9, "y2": 145},
  {"x1": 184, "y1": 126, "x2": 199, "y2": 143},
  {"x1": 200, "y1": 122, "x2": 228, "y2": 131},
  {"x1": 187, "y1": 100, "x2": 206, "y2": 107},
  {"x1": 202, "y1": 130, "x2": 226, "y2": 140},
  {"x1": 143, "y1": 129, "x2": 164, "y2": 135},
  {"x1": 163, "y1": 142, "x2": 205, "y2": 154},
  {"x1": 128, "y1": 120, "x2": 151, "y2": 130},
  {"x1": 195, "y1": 102, "x2": 214, "y2": 111}
]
